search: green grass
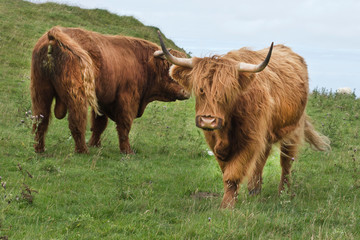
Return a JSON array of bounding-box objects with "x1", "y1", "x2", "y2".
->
[{"x1": 1, "y1": 1, "x2": 360, "y2": 239}]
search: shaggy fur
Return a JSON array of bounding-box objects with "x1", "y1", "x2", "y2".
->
[
  {"x1": 169, "y1": 44, "x2": 330, "y2": 208},
  {"x1": 31, "y1": 26, "x2": 189, "y2": 153}
]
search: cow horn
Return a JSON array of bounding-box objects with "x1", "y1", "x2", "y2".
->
[
  {"x1": 238, "y1": 42, "x2": 274, "y2": 73},
  {"x1": 154, "y1": 50, "x2": 164, "y2": 57},
  {"x1": 154, "y1": 48, "x2": 173, "y2": 59},
  {"x1": 157, "y1": 30, "x2": 194, "y2": 68}
]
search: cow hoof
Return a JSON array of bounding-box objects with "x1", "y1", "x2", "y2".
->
[
  {"x1": 121, "y1": 149, "x2": 134, "y2": 155},
  {"x1": 88, "y1": 137, "x2": 101, "y2": 147},
  {"x1": 35, "y1": 148, "x2": 45, "y2": 153},
  {"x1": 249, "y1": 188, "x2": 261, "y2": 196},
  {"x1": 34, "y1": 144, "x2": 45, "y2": 153},
  {"x1": 88, "y1": 142, "x2": 101, "y2": 147},
  {"x1": 75, "y1": 148, "x2": 89, "y2": 154},
  {"x1": 220, "y1": 199, "x2": 236, "y2": 209}
]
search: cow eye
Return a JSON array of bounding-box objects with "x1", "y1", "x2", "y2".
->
[{"x1": 199, "y1": 88, "x2": 204, "y2": 94}]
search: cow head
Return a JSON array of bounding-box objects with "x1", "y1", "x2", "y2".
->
[
  {"x1": 152, "y1": 49, "x2": 190, "y2": 102},
  {"x1": 157, "y1": 31, "x2": 273, "y2": 131}
]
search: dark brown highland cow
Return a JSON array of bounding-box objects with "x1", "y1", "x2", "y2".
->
[
  {"x1": 158, "y1": 31, "x2": 330, "y2": 208},
  {"x1": 30, "y1": 26, "x2": 189, "y2": 154}
]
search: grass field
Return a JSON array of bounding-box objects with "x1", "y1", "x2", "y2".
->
[{"x1": 1, "y1": 1, "x2": 360, "y2": 239}]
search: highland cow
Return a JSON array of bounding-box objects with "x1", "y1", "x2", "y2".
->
[
  {"x1": 158, "y1": 31, "x2": 330, "y2": 208},
  {"x1": 30, "y1": 26, "x2": 189, "y2": 154}
]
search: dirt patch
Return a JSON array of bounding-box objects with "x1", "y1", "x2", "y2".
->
[{"x1": 191, "y1": 192, "x2": 220, "y2": 199}]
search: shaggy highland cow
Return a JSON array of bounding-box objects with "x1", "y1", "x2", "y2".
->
[
  {"x1": 158, "y1": 31, "x2": 330, "y2": 208},
  {"x1": 30, "y1": 27, "x2": 189, "y2": 154}
]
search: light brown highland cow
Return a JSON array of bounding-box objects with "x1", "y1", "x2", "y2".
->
[{"x1": 158, "y1": 31, "x2": 330, "y2": 208}]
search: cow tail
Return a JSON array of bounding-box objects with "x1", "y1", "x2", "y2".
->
[
  {"x1": 304, "y1": 115, "x2": 331, "y2": 152},
  {"x1": 47, "y1": 26, "x2": 101, "y2": 116}
]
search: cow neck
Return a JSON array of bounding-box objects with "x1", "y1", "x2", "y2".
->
[{"x1": 136, "y1": 64, "x2": 157, "y2": 118}]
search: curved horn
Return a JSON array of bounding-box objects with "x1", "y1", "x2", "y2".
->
[
  {"x1": 153, "y1": 50, "x2": 165, "y2": 59},
  {"x1": 153, "y1": 48, "x2": 173, "y2": 59},
  {"x1": 157, "y1": 30, "x2": 194, "y2": 68},
  {"x1": 238, "y1": 42, "x2": 274, "y2": 73}
]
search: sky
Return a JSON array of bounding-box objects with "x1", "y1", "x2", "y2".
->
[{"x1": 28, "y1": 0, "x2": 360, "y2": 96}]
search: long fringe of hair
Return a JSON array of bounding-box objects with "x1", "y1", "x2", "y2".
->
[{"x1": 47, "y1": 26, "x2": 101, "y2": 116}]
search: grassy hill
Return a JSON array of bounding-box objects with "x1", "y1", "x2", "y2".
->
[{"x1": 1, "y1": 0, "x2": 360, "y2": 239}]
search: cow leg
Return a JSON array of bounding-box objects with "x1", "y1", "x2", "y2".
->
[
  {"x1": 67, "y1": 101, "x2": 88, "y2": 153},
  {"x1": 32, "y1": 95, "x2": 53, "y2": 153},
  {"x1": 219, "y1": 146, "x2": 262, "y2": 208},
  {"x1": 31, "y1": 75, "x2": 55, "y2": 153},
  {"x1": 278, "y1": 142, "x2": 298, "y2": 193},
  {"x1": 89, "y1": 110, "x2": 108, "y2": 147},
  {"x1": 220, "y1": 180, "x2": 239, "y2": 209},
  {"x1": 115, "y1": 117, "x2": 134, "y2": 154},
  {"x1": 248, "y1": 145, "x2": 272, "y2": 195}
]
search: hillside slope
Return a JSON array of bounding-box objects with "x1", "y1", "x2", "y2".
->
[{"x1": 0, "y1": 0, "x2": 183, "y2": 109}]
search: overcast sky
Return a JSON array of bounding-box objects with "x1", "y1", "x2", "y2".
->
[{"x1": 28, "y1": 0, "x2": 360, "y2": 96}]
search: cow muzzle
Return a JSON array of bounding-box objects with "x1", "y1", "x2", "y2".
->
[
  {"x1": 196, "y1": 115, "x2": 223, "y2": 131},
  {"x1": 178, "y1": 89, "x2": 190, "y2": 100}
]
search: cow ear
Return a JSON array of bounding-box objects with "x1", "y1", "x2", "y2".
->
[{"x1": 169, "y1": 65, "x2": 193, "y2": 91}]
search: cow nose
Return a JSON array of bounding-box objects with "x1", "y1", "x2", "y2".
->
[
  {"x1": 181, "y1": 89, "x2": 190, "y2": 99},
  {"x1": 201, "y1": 116, "x2": 216, "y2": 127},
  {"x1": 196, "y1": 116, "x2": 223, "y2": 130}
]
